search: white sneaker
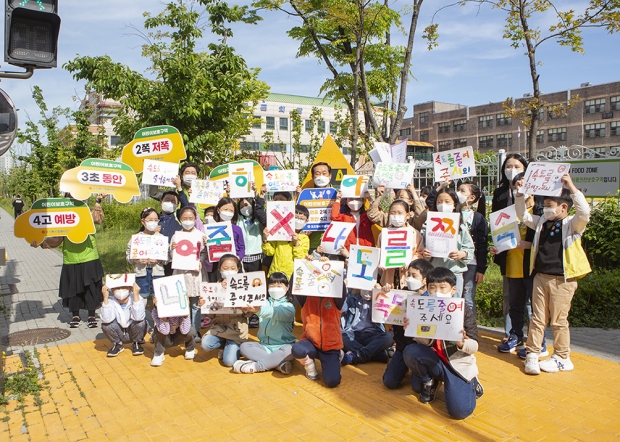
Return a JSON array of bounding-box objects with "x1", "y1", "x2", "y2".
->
[
  {"x1": 185, "y1": 349, "x2": 195, "y2": 360},
  {"x1": 151, "y1": 354, "x2": 165, "y2": 367},
  {"x1": 539, "y1": 354, "x2": 574, "y2": 373},
  {"x1": 276, "y1": 361, "x2": 293, "y2": 375},
  {"x1": 302, "y1": 357, "x2": 319, "y2": 380},
  {"x1": 524, "y1": 353, "x2": 540, "y2": 375},
  {"x1": 217, "y1": 349, "x2": 224, "y2": 360},
  {"x1": 232, "y1": 360, "x2": 257, "y2": 373}
]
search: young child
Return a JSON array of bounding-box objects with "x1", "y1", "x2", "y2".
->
[
  {"x1": 516, "y1": 174, "x2": 590, "y2": 374},
  {"x1": 237, "y1": 186, "x2": 267, "y2": 273},
  {"x1": 330, "y1": 191, "x2": 375, "y2": 249},
  {"x1": 158, "y1": 191, "x2": 182, "y2": 276},
  {"x1": 367, "y1": 184, "x2": 426, "y2": 231},
  {"x1": 210, "y1": 197, "x2": 246, "y2": 279},
  {"x1": 402, "y1": 267, "x2": 483, "y2": 419},
  {"x1": 201, "y1": 254, "x2": 252, "y2": 367},
  {"x1": 456, "y1": 181, "x2": 489, "y2": 317},
  {"x1": 101, "y1": 281, "x2": 147, "y2": 357},
  {"x1": 174, "y1": 162, "x2": 205, "y2": 231},
  {"x1": 383, "y1": 259, "x2": 434, "y2": 389},
  {"x1": 422, "y1": 187, "x2": 475, "y2": 297},
  {"x1": 151, "y1": 295, "x2": 198, "y2": 366},
  {"x1": 262, "y1": 205, "x2": 310, "y2": 278},
  {"x1": 291, "y1": 257, "x2": 346, "y2": 388},
  {"x1": 233, "y1": 272, "x2": 296, "y2": 374}
]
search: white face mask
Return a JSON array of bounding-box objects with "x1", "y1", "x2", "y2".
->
[
  {"x1": 161, "y1": 201, "x2": 175, "y2": 213},
  {"x1": 205, "y1": 215, "x2": 215, "y2": 224},
  {"x1": 183, "y1": 175, "x2": 197, "y2": 186},
  {"x1": 389, "y1": 215, "x2": 406, "y2": 227},
  {"x1": 505, "y1": 168, "x2": 522, "y2": 182},
  {"x1": 268, "y1": 287, "x2": 287, "y2": 300},
  {"x1": 114, "y1": 289, "x2": 130, "y2": 301},
  {"x1": 360, "y1": 290, "x2": 372, "y2": 301},
  {"x1": 295, "y1": 219, "x2": 306, "y2": 231},
  {"x1": 347, "y1": 200, "x2": 363, "y2": 212},
  {"x1": 221, "y1": 270, "x2": 238, "y2": 279},
  {"x1": 457, "y1": 192, "x2": 468, "y2": 205},
  {"x1": 181, "y1": 220, "x2": 195, "y2": 230},
  {"x1": 219, "y1": 211, "x2": 234, "y2": 221},
  {"x1": 240, "y1": 206, "x2": 252, "y2": 217},
  {"x1": 437, "y1": 203, "x2": 454, "y2": 213},
  {"x1": 434, "y1": 290, "x2": 453, "y2": 298},
  {"x1": 406, "y1": 277, "x2": 422, "y2": 291},
  {"x1": 543, "y1": 207, "x2": 559, "y2": 220},
  {"x1": 145, "y1": 221, "x2": 159, "y2": 232},
  {"x1": 314, "y1": 176, "x2": 330, "y2": 187}
]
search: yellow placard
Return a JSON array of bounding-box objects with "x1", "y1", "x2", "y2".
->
[
  {"x1": 59, "y1": 159, "x2": 140, "y2": 204},
  {"x1": 301, "y1": 135, "x2": 355, "y2": 189},
  {"x1": 14, "y1": 198, "x2": 96, "y2": 245},
  {"x1": 121, "y1": 125, "x2": 186, "y2": 174}
]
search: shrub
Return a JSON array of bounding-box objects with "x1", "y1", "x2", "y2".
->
[
  {"x1": 582, "y1": 197, "x2": 620, "y2": 270},
  {"x1": 569, "y1": 269, "x2": 620, "y2": 328},
  {"x1": 97, "y1": 198, "x2": 153, "y2": 232},
  {"x1": 475, "y1": 264, "x2": 504, "y2": 327}
]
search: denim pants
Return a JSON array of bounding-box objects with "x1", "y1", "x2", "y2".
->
[
  {"x1": 201, "y1": 334, "x2": 241, "y2": 367},
  {"x1": 502, "y1": 276, "x2": 512, "y2": 338},
  {"x1": 292, "y1": 339, "x2": 341, "y2": 388},
  {"x1": 136, "y1": 268, "x2": 162, "y2": 298},
  {"x1": 342, "y1": 329, "x2": 394, "y2": 363},
  {"x1": 383, "y1": 348, "x2": 422, "y2": 391},
  {"x1": 454, "y1": 273, "x2": 464, "y2": 299},
  {"x1": 462, "y1": 264, "x2": 478, "y2": 318},
  {"x1": 189, "y1": 297, "x2": 202, "y2": 336},
  {"x1": 403, "y1": 344, "x2": 476, "y2": 419}
]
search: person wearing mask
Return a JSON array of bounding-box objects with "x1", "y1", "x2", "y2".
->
[
  {"x1": 306, "y1": 162, "x2": 333, "y2": 253},
  {"x1": 158, "y1": 191, "x2": 182, "y2": 276}
]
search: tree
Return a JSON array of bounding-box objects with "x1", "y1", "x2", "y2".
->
[{"x1": 64, "y1": 1, "x2": 269, "y2": 169}]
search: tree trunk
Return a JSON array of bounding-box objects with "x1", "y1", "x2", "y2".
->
[{"x1": 519, "y1": 0, "x2": 539, "y2": 161}]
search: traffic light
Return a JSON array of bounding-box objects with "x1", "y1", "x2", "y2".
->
[
  {"x1": 0, "y1": 88, "x2": 17, "y2": 157},
  {"x1": 4, "y1": 0, "x2": 61, "y2": 69}
]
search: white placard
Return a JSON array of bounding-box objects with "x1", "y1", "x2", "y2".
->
[
  {"x1": 321, "y1": 221, "x2": 355, "y2": 255},
  {"x1": 425, "y1": 212, "x2": 460, "y2": 258},
  {"x1": 105, "y1": 273, "x2": 136, "y2": 289},
  {"x1": 141, "y1": 159, "x2": 178, "y2": 187},
  {"x1": 371, "y1": 288, "x2": 411, "y2": 325},
  {"x1": 340, "y1": 175, "x2": 369, "y2": 198},
  {"x1": 489, "y1": 205, "x2": 522, "y2": 253},
  {"x1": 521, "y1": 162, "x2": 570, "y2": 196},
  {"x1": 224, "y1": 272, "x2": 268, "y2": 307},
  {"x1": 171, "y1": 231, "x2": 203, "y2": 271},
  {"x1": 200, "y1": 282, "x2": 241, "y2": 315},
  {"x1": 205, "y1": 222, "x2": 235, "y2": 262},
  {"x1": 129, "y1": 234, "x2": 169, "y2": 261},
  {"x1": 153, "y1": 275, "x2": 190, "y2": 318},
  {"x1": 347, "y1": 245, "x2": 380, "y2": 290},
  {"x1": 267, "y1": 201, "x2": 296, "y2": 241},
  {"x1": 189, "y1": 179, "x2": 225, "y2": 205},
  {"x1": 228, "y1": 163, "x2": 254, "y2": 198},
  {"x1": 292, "y1": 260, "x2": 344, "y2": 298},
  {"x1": 373, "y1": 163, "x2": 416, "y2": 189},
  {"x1": 390, "y1": 140, "x2": 408, "y2": 163},
  {"x1": 404, "y1": 295, "x2": 465, "y2": 341},
  {"x1": 263, "y1": 169, "x2": 299, "y2": 192},
  {"x1": 369, "y1": 142, "x2": 393, "y2": 165},
  {"x1": 432, "y1": 146, "x2": 476, "y2": 182},
  {"x1": 380, "y1": 227, "x2": 414, "y2": 269}
]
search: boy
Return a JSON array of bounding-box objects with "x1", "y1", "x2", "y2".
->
[
  {"x1": 402, "y1": 267, "x2": 482, "y2": 420},
  {"x1": 101, "y1": 282, "x2": 147, "y2": 357},
  {"x1": 262, "y1": 205, "x2": 310, "y2": 278},
  {"x1": 515, "y1": 174, "x2": 590, "y2": 374}
]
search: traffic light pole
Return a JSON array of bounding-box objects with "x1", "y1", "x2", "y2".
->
[{"x1": 0, "y1": 66, "x2": 34, "y2": 79}]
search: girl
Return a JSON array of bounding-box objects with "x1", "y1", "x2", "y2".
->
[
  {"x1": 367, "y1": 184, "x2": 426, "y2": 231},
  {"x1": 201, "y1": 254, "x2": 252, "y2": 366},
  {"x1": 126, "y1": 208, "x2": 168, "y2": 302},
  {"x1": 233, "y1": 272, "x2": 296, "y2": 374},
  {"x1": 330, "y1": 191, "x2": 375, "y2": 253},
  {"x1": 237, "y1": 185, "x2": 267, "y2": 272},
  {"x1": 422, "y1": 187, "x2": 475, "y2": 298},
  {"x1": 204, "y1": 206, "x2": 216, "y2": 225},
  {"x1": 456, "y1": 182, "x2": 489, "y2": 317},
  {"x1": 212, "y1": 197, "x2": 246, "y2": 276}
]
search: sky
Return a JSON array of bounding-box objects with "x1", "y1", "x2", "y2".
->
[{"x1": 2, "y1": 0, "x2": 619, "y2": 153}]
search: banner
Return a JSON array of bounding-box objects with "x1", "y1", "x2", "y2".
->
[
  {"x1": 200, "y1": 282, "x2": 241, "y2": 315},
  {"x1": 189, "y1": 179, "x2": 225, "y2": 206},
  {"x1": 296, "y1": 187, "x2": 337, "y2": 231},
  {"x1": 432, "y1": 146, "x2": 476, "y2": 181},
  {"x1": 153, "y1": 275, "x2": 190, "y2": 318},
  {"x1": 380, "y1": 227, "x2": 414, "y2": 268},
  {"x1": 105, "y1": 273, "x2": 136, "y2": 290},
  {"x1": 340, "y1": 175, "x2": 369, "y2": 198},
  {"x1": 266, "y1": 201, "x2": 296, "y2": 241},
  {"x1": 489, "y1": 205, "x2": 521, "y2": 253},
  {"x1": 224, "y1": 272, "x2": 267, "y2": 307},
  {"x1": 373, "y1": 163, "x2": 416, "y2": 189},
  {"x1": 404, "y1": 295, "x2": 465, "y2": 341},
  {"x1": 347, "y1": 245, "x2": 380, "y2": 290},
  {"x1": 121, "y1": 125, "x2": 186, "y2": 174},
  {"x1": 141, "y1": 159, "x2": 179, "y2": 188},
  {"x1": 129, "y1": 234, "x2": 169, "y2": 261},
  {"x1": 263, "y1": 169, "x2": 299, "y2": 192},
  {"x1": 171, "y1": 231, "x2": 203, "y2": 271},
  {"x1": 292, "y1": 260, "x2": 344, "y2": 298},
  {"x1": 228, "y1": 163, "x2": 253, "y2": 198},
  {"x1": 425, "y1": 212, "x2": 460, "y2": 258},
  {"x1": 205, "y1": 222, "x2": 235, "y2": 262},
  {"x1": 521, "y1": 162, "x2": 570, "y2": 196},
  {"x1": 371, "y1": 288, "x2": 411, "y2": 325},
  {"x1": 321, "y1": 221, "x2": 355, "y2": 255}
]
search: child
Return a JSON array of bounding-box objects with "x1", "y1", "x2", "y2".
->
[
  {"x1": 422, "y1": 187, "x2": 475, "y2": 298},
  {"x1": 367, "y1": 184, "x2": 426, "y2": 231},
  {"x1": 212, "y1": 197, "x2": 246, "y2": 271},
  {"x1": 456, "y1": 181, "x2": 489, "y2": 317},
  {"x1": 262, "y1": 205, "x2": 310, "y2": 278},
  {"x1": 201, "y1": 254, "x2": 252, "y2": 367},
  {"x1": 204, "y1": 206, "x2": 216, "y2": 225},
  {"x1": 291, "y1": 257, "x2": 346, "y2": 388},
  {"x1": 330, "y1": 191, "x2": 375, "y2": 250},
  {"x1": 233, "y1": 272, "x2": 296, "y2": 374},
  {"x1": 383, "y1": 259, "x2": 434, "y2": 389},
  {"x1": 151, "y1": 295, "x2": 198, "y2": 366},
  {"x1": 237, "y1": 185, "x2": 267, "y2": 273},
  {"x1": 402, "y1": 267, "x2": 483, "y2": 419},
  {"x1": 101, "y1": 281, "x2": 147, "y2": 357},
  {"x1": 174, "y1": 162, "x2": 205, "y2": 231},
  {"x1": 158, "y1": 191, "x2": 182, "y2": 276},
  {"x1": 516, "y1": 174, "x2": 590, "y2": 374}
]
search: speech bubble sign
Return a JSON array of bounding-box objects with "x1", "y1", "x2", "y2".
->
[{"x1": 121, "y1": 125, "x2": 186, "y2": 174}]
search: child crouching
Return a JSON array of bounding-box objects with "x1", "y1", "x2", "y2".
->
[{"x1": 101, "y1": 281, "x2": 147, "y2": 357}]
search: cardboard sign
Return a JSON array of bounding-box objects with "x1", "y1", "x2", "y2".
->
[
  {"x1": 209, "y1": 159, "x2": 264, "y2": 190},
  {"x1": 263, "y1": 169, "x2": 299, "y2": 192},
  {"x1": 432, "y1": 146, "x2": 476, "y2": 182},
  {"x1": 404, "y1": 295, "x2": 465, "y2": 341},
  {"x1": 224, "y1": 272, "x2": 267, "y2": 307},
  {"x1": 380, "y1": 227, "x2": 414, "y2": 269},
  {"x1": 129, "y1": 234, "x2": 169, "y2": 261},
  {"x1": 121, "y1": 125, "x2": 186, "y2": 174},
  {"x1": 425, "y1": 212, "x2": 460, "y2": 258},
  {"x1": 521, "y1": 162, "x2": 570, "y2": 196},
  {"x1": 200, "y1": 282, "x2": 241, "y2": 315},
  {"x1": 340, "y1": 175, "x2": 369, "y2": 198},
  {"x1": 228, "y1": 163, "x2": 253, "y2": 198},
  {"x1": 14, "y1": 198, "x2": 95, "y2": 245},
  {"x1": 189, "y1": 179, "x2": 225, "y2": 206},
  {"x1": 369, "y1": 142, "x2": 393, "y2": 165},
  {"x1": 373, "y1": 163, "x2": 416, "y2": 189},
  {"x1": 296, "y1": 187, "x2": 337, "y2": 231},
  {"x1": 153, "y1": 275, "x2": 190, "y2": 318},
  {"x1": 59, "y1": 158, "x2": 140, "y2": 203},
  {"x1": 205, "y1": 222, "x2": 235, "y2": 262},
  {"x1": 300, "y1": 135, "x2": 355, "y2": 189},
  {"x1": 267, "y1": 201, "x2": 296, "y2": 241},
  {"x1": 105, "y1": 274, "x2": 136, "y2": 289},
  {"x1": 347, "y1": 245, "x2": 380, "y2": 290},
  {"x1": 489, "y1": 205, "x2": 521, "y2": 253},
  {"x1": 292, "y1": 259, "x2": 344, "y2": 298},
  {"x1": 141, "y1": 159, "x2": 179, "y2": 188},
  {"x1": 321, "y1": 222, "x2": 355, "y2": 254},
  {"x1": 371, "y1": 288, "x2": 411, "y2": 325},
  {"x1": 171, "y1": 231, "x2": 203, "y2": 271}
]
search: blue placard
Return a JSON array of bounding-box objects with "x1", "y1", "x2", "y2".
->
[{"x1": 296, "y1": 187, "x2": 337, "y2": 231}]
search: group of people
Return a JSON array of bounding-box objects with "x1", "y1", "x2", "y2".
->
[{"x1": 30, "y1": 154, "x2": 591, "y2": 420}]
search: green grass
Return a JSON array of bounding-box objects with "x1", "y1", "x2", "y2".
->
[{"x1": 96, "y1": 226, "x2": 135, "y2": 274}]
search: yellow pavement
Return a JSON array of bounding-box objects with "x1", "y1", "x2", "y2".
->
[{"x1": 2, "y1": 329, "x2": 619, "y2": 441}]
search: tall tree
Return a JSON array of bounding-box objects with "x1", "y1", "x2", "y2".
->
[{"x1": 64, "y1": 1, "x2": 269, "y2": 168}]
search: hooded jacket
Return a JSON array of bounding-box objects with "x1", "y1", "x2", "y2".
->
[
  {"x1": 256, "y1": 297, "x2": 296, "y2": 353},
  {"x1": 298, "y1": 295, "x2": 344, "y2": 352}
]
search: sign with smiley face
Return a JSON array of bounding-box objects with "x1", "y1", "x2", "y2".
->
[
  {"x1": 121, "y1": 125, "x2": 186, "y2": 174},
  {"x1": 59, "y1": 159, "x2": 140, "y2": 203}
]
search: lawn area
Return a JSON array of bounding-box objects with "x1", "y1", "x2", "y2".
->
[{"x1": 96, "y1": 226, "x2": 135, "y2": 274}]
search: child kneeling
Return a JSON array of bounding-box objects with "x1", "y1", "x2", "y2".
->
[{"x1": 101, "y1": 282, "x2": 147, "y2": 357}]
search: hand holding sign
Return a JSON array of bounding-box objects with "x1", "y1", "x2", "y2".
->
[
  {"x1": 521, "y1": 162, "x2": 570, "y2": 196},
  {"x1": 432, "y1": 146, "x2": 476, "y2": 182},
  {"x1": 321, "y1": 222, "x2": 355, "y2": 255},
  {"x1": 425, "y1": 212, "x2": 460, "y2": 258},
  {"x1": 267, "y1": 201, "x2": 296, "y2": 241},
  {"x1": 489, "y1": 205, "x2": 521, "y2": 253}
]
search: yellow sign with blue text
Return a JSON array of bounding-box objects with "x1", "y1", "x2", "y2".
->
[
  {"x1": 121, "y1": 125, "x2": 186, "y2": 174},
  {"x1": 301, "y1": 135, "x2": 355, "y2": 189}
]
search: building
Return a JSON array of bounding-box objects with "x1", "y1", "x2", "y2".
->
[
  {"x1": 399, "y1": 80, "x2": 620, "y2": 158},
  {"x1": 0, "y1": 153, "x2": 13, "y2": 173},
  {"x1": 80, "y1": 92, "x2": 122, "y2": 148}
]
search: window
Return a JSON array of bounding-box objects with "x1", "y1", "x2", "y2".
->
[
  {"x1": 266, "y1": 116, "x2": 275, "y2": 130},
  {"x1": 453, "y1": 138, "x2": 467, "y2": 149},
  {"x1": 536, "y1": 130, "x2": 544, "y2": 143},
  {"x1": 305, "y1": 120, "x2": 313, "y2": 132},
  {"x1": 585, "y1": 98, "x2": 605, "y2": 114},
  {"x1": 342, "y1": 144, "x2": 349, "y2": 155},
  {"x1": 478, "y1": 115, "x2": 493, "y2": 128},
  {"x1": 438, "y1": 122, "x2": 451, "y2": 134},
  {"x1": 401, "y1": 127, "x2": 412, "y2": 136},
  {"x1": 453, "y1": 119, "x2": 466, "y2": 132},
  {"x1": 479, "y1": 136, "x2": 493, "y2": 149},
  {"x1": 292, "y1": 119, "x2": 301, "y2": 130},
  {"x1": 240, "y1": 141, "x2": 260, "y2": 152},
  {"x1": 252, "y1": 116, "x2": 261, "y2": 129},
  {"x1": 584, "y1": 123, "x2": 605, "y2": 138},
  {"x1": 611, "y1": 96, "x2": 620, "y2": 111},
  {"x1": 419, "y1": 112, "x2": 429, "y2": 124},
  {"x1": 420, "y1": 130, "x2": 429, "y2": 142},
  {"x1": 611, "y1": 121, "x2": 620, "y2": 136},
  {"x1": 329, "y1": 122, "x2": 338, "y2": 134},
  {"x1": 496, "y1": 134, "x2": 512, "y2": 148},
  {"x1": 318, "y1": 120, "x2": 326, "y2": 133},
  {"x1": 438, "y1": 140, "x2": 451, "y2": 151},
  {"x1": 279, "y1": 117, "x2": 288, "y2": 131},
  {"x1": 497, "y1": 113, "x2": 512, "y2": 126},
  {"x1": 547, "y1": 127, "x2": 567, "y2": 142},
  {"x1": 109, "y1": 135, "x2": 121, "y2": 146}
]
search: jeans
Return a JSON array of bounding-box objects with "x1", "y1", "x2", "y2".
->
[
  {"x1": 502, "y1": 276, "x2": 512, "y2": 338},
  {"x1": 462, "y1": 264, "x2": 478, "y2": 318},
  {"x1": 240, "y1": 342, "x2": 293, "y2": 372},
  {"x1": 454, "y1": 273, "x2": 464, "y2": 299},
  {"x1": 342, "y1": 329, "x2": 394, "y2": 363},
  {"x1": 201, "y1": 334, "x2": 241, "y2": 367},
  {"x1": 189, "y1": 297, "x2": 202, "y2": 336},
  {"x1": 292, "y1": 339, "x2": 341, "y2": 388},
  {"x1": 136, "y1": 268, "x2": 162, "y2": 298},
  {"x1": 152, "y1": 326, "x2": 196, "y2": 357},
  {"x1": 403, "y1": 344, "x2": 476, "y2": 419},
  {"x1": 101, "y1": 319, "x2": 147, "y2": 344},
  {"x1": 383, "y1": 348, "x2": 422, "y2": 391}
]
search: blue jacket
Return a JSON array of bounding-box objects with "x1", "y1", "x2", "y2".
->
[
  {"x1": 340, "y1": 292, "x2": 384, "y2": 339},
  {"x1": 158, "y1": 211, "x2": 182, "y2": 242},
  {"x1": 257, "y1": 297, "x2": 296, "y2": 352}
]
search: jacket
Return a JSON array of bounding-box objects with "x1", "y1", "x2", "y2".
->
[
  {"x1": 236, "y1": 198, "x2": 266, "y2": 257},
  {"x1": 366, "y1": 196, "x2": 427, "y2": 232},
  {"x1": 126, "y1": 232, "x2": 168, "y2": 277},
  {"x1": 330, "y1": 201, "x2": 375, "y2": 249},
  {"x1": 262, "y1": 233, "x2": 309, "y2": 277},
  {"x1": 463, "y1": 210, "x2": 489, "y2": 274},
  {"x1": 298, "y1": 295, "x2": 344, "y2": 352},
  {"x1": 515, "y1": 191, "x2": 591, "y2": 280},
  {"x1": 206, "y1": 312, "x2": 252, "y2": 344},
  {"x1": 340, "y1": 292, "x2": 384, "y2": 339},
  {"x1": 158, "y1": 211, "x2": 182, "y2": 242},
  {"x1": 100, "y1": 296, "x2": 145, "y2": 328},
  {"x1": 257, "y1": 297, "x2": 296, "y2": 352}
]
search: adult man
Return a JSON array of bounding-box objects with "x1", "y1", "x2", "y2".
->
[{"x1": 12, "y1": 195, "x2": 24, "y2": 218}]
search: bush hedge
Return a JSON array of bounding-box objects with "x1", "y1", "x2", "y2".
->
[{"x1": 582, "y1": 197, "x2": 620, "y2": 270}]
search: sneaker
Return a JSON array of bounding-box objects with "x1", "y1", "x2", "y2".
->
[
  {"x1": 233, "y1": 360, "x2": 257, "y2": 374},
  {"x1": 419, "y1": 379, "x2": 441, "y2": 404},
  {"x1": 131, "y1": 342, "x2": 144, "y2": 356},
  {"x1": 341, "y1": 351, "x2": 359, "y2": 366},
  {"x1": 471, "y1": 376, "x2": 484, "y2": 399},
  {"x1": 518, "y1": 343, "x2": 549, "y2": 360},
  {"x1": 276, "y1": 361, "x2": 292, "y2": 375},
  {"x1": 217, "y1": 349, "x2": 224, "y2": 360},
  {"x1": 539, "y1": 354, "x2": 574, "y2": 373},
  {"x1": 303, "y1": 358, "x2": 319, "y2": 380},
  {"x1": 524, "y1": 353, "x2": 540, "y2": 375},
  {"x1": 107, "y1": 342, "x2": 124, "y2": 357},
  {"x1": 248, "y1": 314, "x2": 260, "y2": 328},
  {"x1": 387, "y1": 346, "x2": 396, "y2": 358},
  {"x1": 151, "y1": 354, "x2": 165, "y2": 367},
  {"x1": 497, "y1": 334, "x2": 521, "y2": 353},
  {"x1": 185, "y1": 349, "x2": 196, "y2": 360}
]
